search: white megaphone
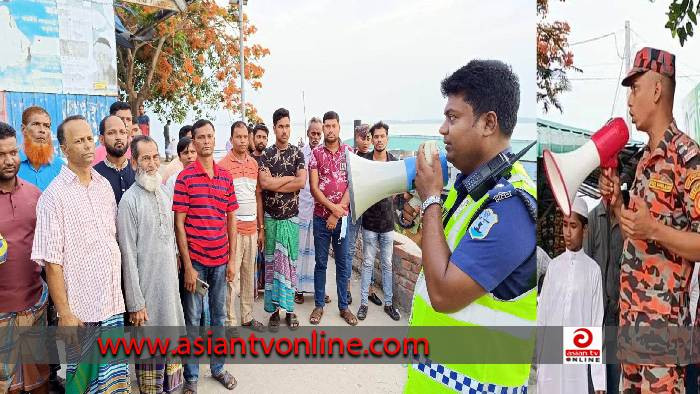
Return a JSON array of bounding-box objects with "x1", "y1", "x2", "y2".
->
[
  {"x1": 543, "y1": 117, "x2": 629, "y2": 217},
  {"x1": 347, "y1": 141, "x2": 449, "y2": 223}
]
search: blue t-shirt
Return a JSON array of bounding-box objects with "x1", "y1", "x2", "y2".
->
[
  {"x1": 17, "y1": 150, "x2": 63, "y2": 192},
  {"x1": 450, "y1": 183, "x2": 536, "y2": 301}
]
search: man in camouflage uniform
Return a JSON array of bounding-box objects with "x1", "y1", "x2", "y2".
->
[{"x1": 601, "y1": 47, "x2": 700, "y2": 393}]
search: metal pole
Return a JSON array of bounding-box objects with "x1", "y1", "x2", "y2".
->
[
  {"x1": 239, "y1": 1, "x2": 245, "y2": 123},
  {"x1": 624, "y1": 20, "x2": 631, "y2": 126}
]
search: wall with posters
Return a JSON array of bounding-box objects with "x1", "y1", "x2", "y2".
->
[
  {"x1": 0, "y1": 91, "x2": 112, "y2": 153},
  {"x1": 0, "y1": 0, "x2": 118, "y2": 96}
]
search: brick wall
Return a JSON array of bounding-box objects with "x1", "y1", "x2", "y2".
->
[{"x1": 347, "y1": 231, "x2": 422, "y2": 314}]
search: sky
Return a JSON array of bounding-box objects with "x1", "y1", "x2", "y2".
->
[
  {"x1": 540, "y1": 0, "x2": 700, "y2": 141},
  {"x1": 145, "y1": 0, "x2": 536, "y2": 149}
]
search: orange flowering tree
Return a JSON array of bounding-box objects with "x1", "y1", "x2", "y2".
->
[
  {"x1": 537, "y1": 0, "x2": 581, "y2": 113},
  {"x1": 116, "y1": 1, "x2": 270, "y2": 123}
]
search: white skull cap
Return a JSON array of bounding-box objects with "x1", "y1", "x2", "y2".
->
[{"x1": 571, "y1": 197, "x2": 588, "y2": 218}]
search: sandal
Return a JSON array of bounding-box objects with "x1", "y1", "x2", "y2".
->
[
  {"x1": 325, "y1": 295, "x2": 331, "y2": 303},
  {"x1": 340, "y1": 309, "x2": 358, "y2": 326},
  {"x1": 309, "y1": 307, "x2": 323, "y2": 325},
  {"x1": 183, "y1": 380, "x2": 197, "y2": 394},
  {"x1": 285, "y1": 313, "x2": 300, "y2": 330},
  {"x1": 294, "y1": 292, "x2": 305, "y2": 304},
  {"x1": 269, "y1": 311, "x2": 280, "y2": 332},
  {"x1": 213, "y1": 370, "x2": 237, "y2": 390},
  {"x1": 242, "y1": 319, "x2": 265, "y2": 332}
]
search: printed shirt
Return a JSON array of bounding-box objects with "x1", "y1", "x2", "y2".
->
[
  {"x1": 0, "y1": 178, "x2": 43, "y2": 313},
  {"x1": 172, "y1": 160, "x2": 239, "y2": 267},
  {"x1": 217, "y1": 151, "x2": 258, "y2": 235},
  {"x1": 259, "y1": 144, "x2": 305, "y2": 220},
  {"x1": 308, "y1": 143, "x2": 352, "y2": 219},
  {"x1": 619, "y1": 121, "x2": 700, "y2": 327},
  {"x1": 31, "y1": 166, "x2": 125, "y2": 323},
  {"x1": 17, "y1": 150, "x2": 63, "y2": 192}
]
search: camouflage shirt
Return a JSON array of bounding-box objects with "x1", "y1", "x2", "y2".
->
[{"x1": 619, "y1": 121, "x2": 700, "y2": 329}]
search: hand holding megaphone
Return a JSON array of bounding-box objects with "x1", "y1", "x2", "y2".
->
[
  {"x1": 400, "y1": 141, "x2": 444, "y2": 226},
  {"x1": 407, "y1": 141, "x2": 443, "y2": 206}
]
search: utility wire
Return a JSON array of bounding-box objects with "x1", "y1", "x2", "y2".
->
[
  {"x1": 570, "y1": 32, "x2": 616, "y2": 46},
  {"x1": 611, "y1": 59, "x2": 625, "y2": 117},
  {"x1": 570, "y1": 74, "x2": 700, "y2": 81}
]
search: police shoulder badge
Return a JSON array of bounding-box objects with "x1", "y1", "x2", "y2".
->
[{"x1": 469, "y1": 208, "x2": 498, "y2": 240}]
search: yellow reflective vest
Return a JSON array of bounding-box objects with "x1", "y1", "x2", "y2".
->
[{"x1": 405, "y1": 162, "x2": 536, "y2": 393}]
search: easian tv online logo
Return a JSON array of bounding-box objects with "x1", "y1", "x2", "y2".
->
[{"x1": 563, "y1": 327, "x2": 602, "y2": 364}]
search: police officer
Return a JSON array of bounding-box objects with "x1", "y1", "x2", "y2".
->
[
  {"x1": 600, "y1": 47, "x2": 700, "y2": 392},
  {"x1": 401, "y1": 60, "x2": 537, "y2": 393}
]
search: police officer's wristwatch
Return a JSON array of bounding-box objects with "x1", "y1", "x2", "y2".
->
[{"x1": 420, "y1": 195, "x2": 442, "y2": 217}]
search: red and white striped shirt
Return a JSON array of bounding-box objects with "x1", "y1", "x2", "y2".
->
[{"x1": 31, "y1": 166, "x2": 125, "y2": 323}]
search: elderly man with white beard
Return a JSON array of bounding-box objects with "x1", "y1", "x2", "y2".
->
[{"x1": 117, "y1": 135, "x2": 186, "y2": 393}]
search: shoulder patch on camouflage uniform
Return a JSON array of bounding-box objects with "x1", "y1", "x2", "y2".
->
[
  {"x1": 676, "y1": 133, "x2": 700, "y2": 164},
  {"x1": 649, "y1": 175, "x2": 673, "y2": 193},
  {"x1": 690, "y1": 182, "x2": 700, "y2": 201},
  {"x1": 685, "y1": 170, "x2": 700, "y2": 191}
]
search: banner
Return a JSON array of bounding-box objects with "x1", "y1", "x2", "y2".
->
[{"x1": 0, "y1": 0, "x2": 117, "y2": 96}]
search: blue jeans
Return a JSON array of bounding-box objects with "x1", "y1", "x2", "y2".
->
[
  {"x1": 360, "y1": 229, "x2": 394, "y2": 306},
  {"x1": 182, "y1": 261, "x2": 227, "y2": 382},
  {"x1": 313, "y1": 216, "x2": 350, "y2": 310}
]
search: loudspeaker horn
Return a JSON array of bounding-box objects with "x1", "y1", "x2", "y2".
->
[
  {"x1": 542, "y1": 117, "x2": 629, "y2": 217},
  {"x1": 347, "y1": 144, "x2": 448, "y2": 223}
]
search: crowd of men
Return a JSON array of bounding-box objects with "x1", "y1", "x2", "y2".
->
[
  {"x1": 0, "y1": 99, "x2": 402, "y2": 393},
  {"x1": 0, "y1": 59, "x2": 539, "y2": 394}
]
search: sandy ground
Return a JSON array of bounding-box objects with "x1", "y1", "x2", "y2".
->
[{"x1": 59, "y1": 258, "x2": 408, "y2": 393}]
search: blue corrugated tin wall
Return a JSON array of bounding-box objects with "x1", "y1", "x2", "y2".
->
[{"x1": 3, "y1": 91, "x2": 114, "y2": 152}]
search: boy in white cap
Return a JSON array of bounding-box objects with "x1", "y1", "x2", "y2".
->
[{"x1": 537, "y1": 197, "x2": 606, "y2": 394}]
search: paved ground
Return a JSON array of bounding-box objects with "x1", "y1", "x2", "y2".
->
[{"x1": 60, "y1": 257, "x2": 408, "y2": 393}]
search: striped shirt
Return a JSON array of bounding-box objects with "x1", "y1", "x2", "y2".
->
[
  {"x1": 173, "y1": 160, "x2": 239, "y2": 267},
  {"x1": 31, "y1": 166, "x2": 125, "y2": 323},
  {"x1": 217, "y1": 151, "x2": 258, "y2": 235}
]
